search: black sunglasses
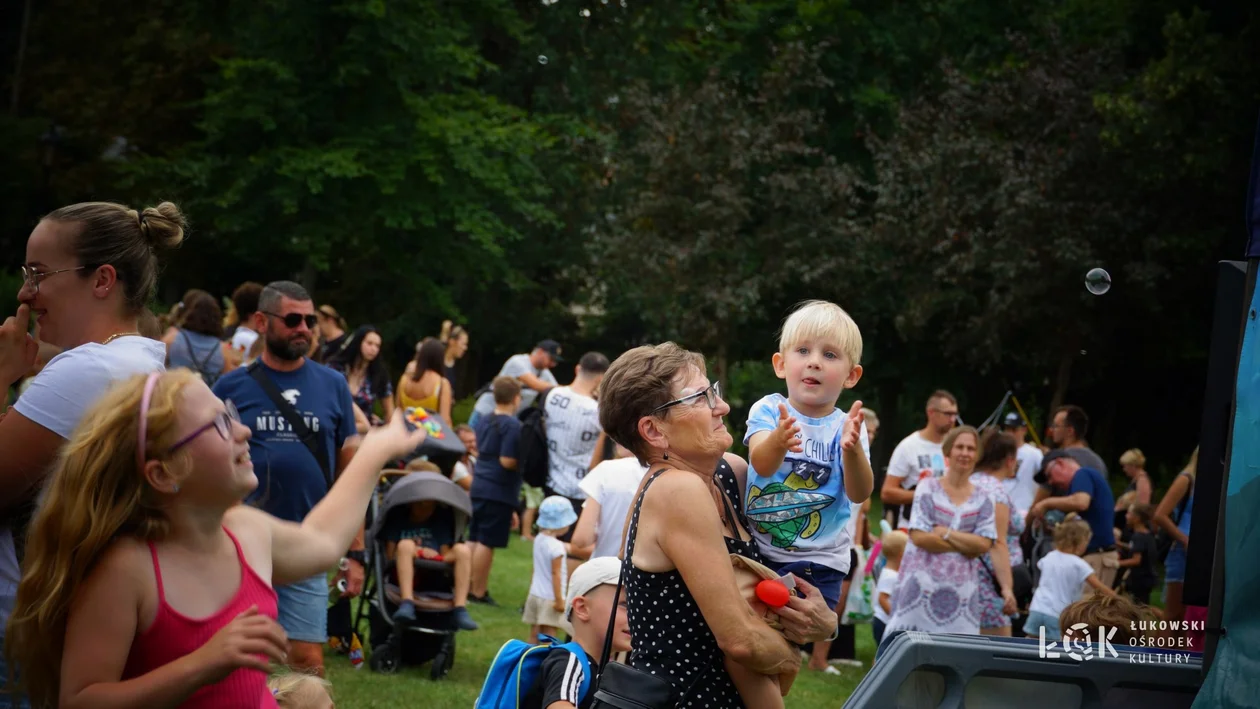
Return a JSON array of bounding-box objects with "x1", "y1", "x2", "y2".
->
[{"x1": 263, "y1": 311, "x2": 319, "y2": 329}]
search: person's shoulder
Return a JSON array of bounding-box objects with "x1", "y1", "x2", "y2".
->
[
  {"x1": 213, "y1": 364, "x2": 251, "y2": 390},
  {"x1": 537, "y1": 648, "x2": 590, "y2": 699},
  {"x1": 891, "y1": 431, "x2": 924, "y2": 452}
]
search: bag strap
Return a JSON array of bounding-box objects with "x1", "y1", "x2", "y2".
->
[
  {"x1": 863, "y1": 541, "x2": 883, "y2": 576},
  {"x1": 182, "y1": 330, "x2": 220, "y2": 378},
  {"x1": 598, "y1": 467, "x2": 668, "y2": 668},
  {"x1": 247, "y1": 361, "x2": 333, "y2": 489}
]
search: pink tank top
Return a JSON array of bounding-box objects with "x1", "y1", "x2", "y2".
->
[{"x1": 123, "y1": 528, "x2": 280, "y2": 708}]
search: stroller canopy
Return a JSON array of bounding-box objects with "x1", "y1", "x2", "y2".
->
[{"x1": 368, "y1": 471, "x2": 473, "y2": 545}]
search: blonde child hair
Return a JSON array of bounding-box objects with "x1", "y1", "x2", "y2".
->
[
  {"x1": 6, "y1": 369, "x2": 201, "y2": 706},
  {"x1": 881, "y1": 530, "x2": 908, "y2": 560},
  {"x1": 268, "y1": 671, "x2": 334, "y2": 708},
  {"x1": 1053, "y1": 517, "x2": 1093, "y2": 553},
  {"x1": 778, "y1": 300, "x2": 863, "y2": 366},
  {"x1": 1118, "y1": 448, "x2": 1146, "y2": 468}
]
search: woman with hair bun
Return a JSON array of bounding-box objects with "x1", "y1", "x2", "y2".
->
[
  {"x1": 0, "y1": 201, "x2": 184, "y2": 705},
  {"x1": 439, "y1": 321, "x2": 468, "y2": 395}
]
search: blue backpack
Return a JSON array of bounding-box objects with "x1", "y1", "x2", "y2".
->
[{"x1": 475, "y1": 635, "x2": 592, "y2": 709}]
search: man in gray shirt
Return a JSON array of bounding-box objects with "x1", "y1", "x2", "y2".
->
[
  {"x1": 469, "y1": 340, "x2": 561, "y2": 427},
  {"x1": 1049, "y1": 405, "x2": 1107, "y2": 474}
]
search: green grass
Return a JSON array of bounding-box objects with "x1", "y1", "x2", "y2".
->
[{"x1": 325, "y1": 535, "x2": 875, "y2": 707}]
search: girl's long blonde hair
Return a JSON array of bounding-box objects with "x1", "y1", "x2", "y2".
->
[{"x1": 6, "y1": 369, "x2": 199, "y2": 708}]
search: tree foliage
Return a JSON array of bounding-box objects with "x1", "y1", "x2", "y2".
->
[{"x1": 1, "y1": 0, "x2": 1257, "y2": 469}]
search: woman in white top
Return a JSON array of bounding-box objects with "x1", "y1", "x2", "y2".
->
[{"x1": 0, "y1": 200, "x2": 181, "y2": 703}]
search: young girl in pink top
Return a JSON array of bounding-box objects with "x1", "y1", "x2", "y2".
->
[{"x1": 5, "y1": 369, "x2": 425, "y2": 708}]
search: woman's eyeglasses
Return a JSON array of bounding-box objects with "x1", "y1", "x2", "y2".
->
[
  {"x1": 19, "y1": 265, "x2": 87, "y2": 294},
  {"x1": 652, "y1": 382, "x2": 722, "y2": 414},
  {"x1": 169, "y1": 400, "x2": 240, "y2": 453},
  {"x1": 263, "y1": 311, "x2": 319, "y2": 329}
]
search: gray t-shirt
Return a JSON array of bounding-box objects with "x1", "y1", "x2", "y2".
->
[
  {"x1": 1, "y1": 336, "x2": 166, "y2": 631},
  {"x1": 1063, "y1": 446, "x2": 1108, "y2": 477},
  {"x1": 472, "y1": 353, "x2": 557, "y2": 415}
]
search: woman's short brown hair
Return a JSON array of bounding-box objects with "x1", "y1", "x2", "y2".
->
[
  {"x1": 942, "y1": 425, "x2": 979, "y2": 457},
  {"x1": 598, "y1": 343, "x2": 706, "y2": 463}
]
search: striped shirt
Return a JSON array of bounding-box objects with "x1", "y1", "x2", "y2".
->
[
  {"x1": 543, "y1": 386, "x2": 601, "y2": 498},
  {"x1": 523, "y1": 649, "x2": 596, "y2": 708}
]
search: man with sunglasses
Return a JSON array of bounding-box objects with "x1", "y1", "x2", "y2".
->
[
  {"x1": 212, "y1": 280, "x2": 361, "y2": 677},
  {"x1": 881, "y1": 390, "x2": 958, "y2": 529}
]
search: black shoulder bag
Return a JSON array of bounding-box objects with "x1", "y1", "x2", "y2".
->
[
  {"x1": 590, "y1": 468, "x2": 708, "y2": 709},
  {"x1": 247, "y1": 361, "x2": 333, "y2": 489}
]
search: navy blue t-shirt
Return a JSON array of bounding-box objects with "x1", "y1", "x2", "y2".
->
[
  {"x1": 213, "y1": 360, "x2": 358, "y2": 522},
  {"x1": 470, "y1": 414, "x2": 522, "y2": 506},
  {"x1": 1068, "y1": 466, "x2": 1116, "y2": 551}
]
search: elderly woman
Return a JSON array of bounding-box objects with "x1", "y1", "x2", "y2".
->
[
  {"x1": 884, "y1": 426, "x2": 997, "y2": 635},
  {"x1": 599, "y1": 343, "x2": 836, "y2": 707}
]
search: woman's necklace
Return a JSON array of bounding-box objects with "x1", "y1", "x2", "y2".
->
[{"x1": 102, "y1": 331, "x2": 141, "y2": 345}]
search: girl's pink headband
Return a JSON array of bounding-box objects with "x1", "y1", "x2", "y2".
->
[{"x1": 137, "y1": 372, "x2": 162, "y2": 471}]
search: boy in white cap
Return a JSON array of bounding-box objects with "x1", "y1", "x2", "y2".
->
[
  {"x1": 523, "y1": 496, "x2": 580, "y2": 641},
  {"x1": 522, "y1": 557, "x2": 631, "y2": 709}
]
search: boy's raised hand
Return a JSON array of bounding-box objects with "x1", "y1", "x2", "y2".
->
[
  {"x1": 773, "y1": 403, "x2": 803, "y2": 453},
  {"x1": 840, "y1": 401, "x2": 864, "y2": 451}
]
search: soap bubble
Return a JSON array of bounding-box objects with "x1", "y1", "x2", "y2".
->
[
  {"x1": 537, "y1": 55, "x2": 549, "y2": 65},
  {"x1": 1085, "y1": 268, "x2": 1111, "y2": 295}
]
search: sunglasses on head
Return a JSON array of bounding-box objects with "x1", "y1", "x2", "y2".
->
[{"x1": 263, "y1": 311, "x2": 319, "y2": 329}]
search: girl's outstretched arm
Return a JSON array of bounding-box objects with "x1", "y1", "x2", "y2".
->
[{"x1": 255, "y1": 411, "x2": 426, "y2": 587}]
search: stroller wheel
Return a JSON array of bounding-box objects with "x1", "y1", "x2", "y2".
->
[
  {"x1": 430, "y1": 651, "x2": 450, "y2": 680},
  {"x1": 370, "y1": 643, "x2": 400, "y2": 674}
]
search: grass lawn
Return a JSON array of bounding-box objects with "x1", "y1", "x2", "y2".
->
[{"x1": 325, "y1": 534, "x2": 877, "y2": 707}]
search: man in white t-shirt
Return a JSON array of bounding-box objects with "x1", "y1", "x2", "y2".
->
[
  {"x1": 880, "y1": 390, "x2": 957, "y2": 529},
  {"x1": 469, "y1": 340, "x2": 562, "y2": 427},
  {"x1": 1001, "y1": 412, "x2": 1043, "y2": 514},
  {"x1": 541, "y1": 353, "x2": 609, "y2": 537},
  {"x1": 572, "y1": 450, "x2": 648, "y2": 560}
]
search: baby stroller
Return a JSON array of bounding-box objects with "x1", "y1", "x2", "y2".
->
[{"x1": 357, "y1": 470, "x2": 472, "y2": 678}]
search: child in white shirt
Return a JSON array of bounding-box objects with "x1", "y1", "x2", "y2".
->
[
  {"x1": 873, "y1": 531, "x2": 907, "y2": 646},
  {"x1": 522, "y1": 497, "x2": 578, "y2": 642},
  {"x1": 1024, "y1": 517, "x2": 1116, "y2": 640}
]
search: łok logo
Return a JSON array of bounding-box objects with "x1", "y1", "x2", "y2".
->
[{"x1": 1039, "y1": 623, "x2": 1119, "y2": 661}]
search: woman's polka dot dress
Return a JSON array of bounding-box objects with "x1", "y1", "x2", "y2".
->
[{"x1": 624, "y1": 462, "x2": 763, "y2": 708}]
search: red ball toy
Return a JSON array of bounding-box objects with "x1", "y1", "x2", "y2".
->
[{"x1": 755, "y1": 579, "x2": 791, "y2": 608}]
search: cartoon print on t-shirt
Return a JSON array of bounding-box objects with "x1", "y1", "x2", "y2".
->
[{"x1": 746, "y1": 458, "x2": 836, "y2": 550}]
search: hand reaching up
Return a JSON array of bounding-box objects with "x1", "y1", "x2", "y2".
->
[
  {"x1": 772, "y1": 403, "x2": 803, "y2": 454},
  {"x1": 363, "y1": 409, "x2": 428, "y2": 461},
  {"x1": 840, "y1": 401, "x2": 864, "y2": 451}
]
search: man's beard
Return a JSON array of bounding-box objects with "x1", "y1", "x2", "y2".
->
[{"x1": 266, "y1": 332, "x2": 309, "y2": 361}]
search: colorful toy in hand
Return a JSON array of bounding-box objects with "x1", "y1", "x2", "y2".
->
[
  {"x1": 405, "y1": 407, "x2": 445, "y2": 439},
  {"x1": 755, "y1": 575, "x2": 797, "y2": 609}
]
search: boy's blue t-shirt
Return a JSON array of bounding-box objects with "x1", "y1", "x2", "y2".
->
[
  {"x1": 743, "y1": 393, "x2": 870, "y2": 571},
  {"x1": 1068, "y1": 466, "x2": 1117, "y2": 551},
  {"x1": 212, "y1": 360, "x2": 358, "y2": 523},
  {"x1": 470, "y1": 414, "x2": 522, "y2": 506}
]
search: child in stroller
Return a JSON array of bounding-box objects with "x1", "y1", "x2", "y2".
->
[{"x1": 363, "y1": 469, "x2": 478, "y2": 676}]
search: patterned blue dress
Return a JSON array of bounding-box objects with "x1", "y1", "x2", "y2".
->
[{"x1": 884, "y1": 476, "x2": 998, "y2": 634}]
